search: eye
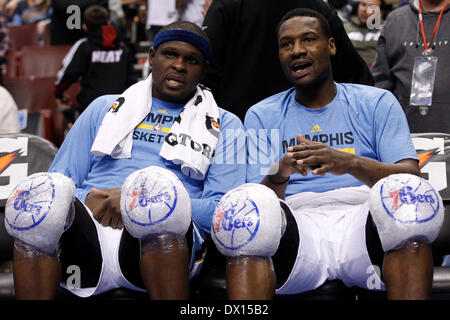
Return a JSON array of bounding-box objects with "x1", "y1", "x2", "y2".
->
[
  {"x1": 185, "y1": 56, "x2": 200, "y2": 64},
  {"x1": 304, "y1": 37, "x2": 317, "y2": 43},
  {"x1": 280, "y1": 40, "x2": 292, "y2": 48},
  {"x1": 163, "y1": 50, "x2": 177, "y2": 58}
]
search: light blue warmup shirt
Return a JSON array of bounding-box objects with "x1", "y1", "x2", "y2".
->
[
  {"x1": 245, "y1": 83, "x2": 418, "y2": 196},
  {"x1": 50, "y1": 95, "x2": 246, "y2": 234}
]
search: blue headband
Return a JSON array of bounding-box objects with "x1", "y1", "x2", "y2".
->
[{"x1": 153, "y1": 29, "x2": 211, "y2": 60}]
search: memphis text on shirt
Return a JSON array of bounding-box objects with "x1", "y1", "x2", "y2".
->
[{"x1": 210, "y1": 128, "x2": 358, "y2": 176}]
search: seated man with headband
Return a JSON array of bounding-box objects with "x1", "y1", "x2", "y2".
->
[{"x1": 5, "y1": 21, "x2": 246, "y2": 299}]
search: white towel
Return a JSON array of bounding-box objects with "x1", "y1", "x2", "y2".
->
[
  {"x1": 91, "y1": 74, "x2": 220, "y2": 180},
  {"x1": 159, "y1": 84, "x2": 220, "y2": 180}
]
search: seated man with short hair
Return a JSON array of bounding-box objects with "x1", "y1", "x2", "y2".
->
[
  {"x1": 5, "y1": 20, "x2": 245, "y2": 300},
  {"x1": 211, "y1": 8, "x2": 445, "y2": 300}
]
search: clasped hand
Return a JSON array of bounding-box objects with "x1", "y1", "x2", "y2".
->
[
  {"x1": 278, "y1": 134, "x2": 354, "y2": 178},
  {"x1": 85, "y1": 188, "x2": 123, "y2": 229}
]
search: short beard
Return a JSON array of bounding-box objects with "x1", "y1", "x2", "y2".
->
[{"x1": 294, "y1": 68, "x2": 332, "y2": 92}]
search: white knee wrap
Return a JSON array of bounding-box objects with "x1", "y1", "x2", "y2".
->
[
  {"x1": 211, "y1": 183, "x2": 284, "y2": 257},
  {"x1": 369, "y1": 173, "x2": 444, "y2": 252},
  {"x1": 120, "y1": 166, "x2": 191, "y2": 239},
  {"x1": 5, "y1": 172, "x2": 76, "y2": 254}
]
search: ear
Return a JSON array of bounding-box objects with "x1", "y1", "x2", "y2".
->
[
  {"x1": 328, "y1": 37, "x2": 336, "y2": 56},
  {"x1": 82, "y1": 23, "x2": 88, "y2": 33},
  {"x1": 149, "y1": 47, "x2": 155, "y2": 67}
]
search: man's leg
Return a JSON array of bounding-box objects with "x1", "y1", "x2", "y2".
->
[
  {"x1": 226, "y1": 200, "x2": 299, "y2": 300},
  {"x1": 226, "y1": 256, "x2": 276, "y2": 300},
  {"x1": 140, "y1": 234, "x2": 190, "y2": 299},
  {"x1": 119, "y1": 224, "x2": 196, "y2": 300},
  {"x1": 366, "y1": 212, "x2": 435, "y2": 299},
  {"x1": 120, "y1": 233, "x2": 191, "y2": 300},
  {"x1": 383, "y1": 243, "x2": 433, "y2": 300},
  {"x1": 212, "y1": 184, "x2": 298, "y2": 300},
  {"x1": 367, "y1": 209, "x2": 450, "y2": 300},
  {"x1": 367, "y1": 173, "x2": 445, "y2": 300},
  {"x1": 5, "y1": 172, "x2": 76, "y2": 300},
  {"x1": 119, "y1": 166, "x2": 193, "y2": 299},
  {"x1": 13, "y1": 242, "x2": 60, "y2": 300},
  {"x1": 13, "y1": 197, "x2": 103, "y2": 299}
]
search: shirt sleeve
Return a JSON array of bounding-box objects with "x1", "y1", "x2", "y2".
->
[
  {"x1": 190, "y1": 110, "x2": 247, "y2": 234},
  {"x1": 373, "y1": 91, "x2": 418, "y2": 164},
  {"x1": 49, "y1": 96, "x2": 110, "y2": 202},
  {"x1": 244, "y1": 107, "x2": 276, "y2": 184},
  {"x1": 54, "y1": 40, "x2": 89, "y2": 98}
]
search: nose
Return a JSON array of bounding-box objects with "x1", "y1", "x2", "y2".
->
[
  {"x1": 291, "y1": 40, "x2": 306, "y2": 57},
  {"x1": 172, "y1": 56, "x2": 187, "y2": 73}
]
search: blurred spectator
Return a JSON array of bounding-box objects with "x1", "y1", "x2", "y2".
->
[
  {"x1": 3, "y1": 0, "x2": 20, "y2": 21},
  {"x1": 108, "y1": 0, "x2": 126, "y2": 40},
  {"x1": 0, "y1": 6, "x2": 10, "y2": 85},
  {"x1": 54, "y1": 5, "x2": 135, "y2": 123},
  {"x1": 0, "y1": 85, "x2": 20, "y2": 133},
  {"x1": 9, "y1": 0, "x2": 51, "y2": 44},
  {"x1": 50, "y1": 0, "x2": 108, "y2": 45},
  {"x1": 145, "y1": 0, "x2": 174, "y2": 41},
  {"x1": 10, "y1": 0, "x2": 51, "y2": 25},
  {"x1": 145, "y1": 0, "x2": 207, "y2": 42},
  {"x1": 201, "y1": 0, "x2": 212, "y2": 16},
  {"x1": 344, "y1": 0, "x2": 388, "y2": 66},
  {"x1": 108, "y1": 0, "x2": 124, "y2": 23},
  {"x1": 202, "y1": 0, "x2": 374, "y2": 121},
  {"x1": 180, "y1": 0, "x2": 207, "y2": 26},
  {"x1": 371, "y1": 0, "x2": 449, "y2": 133}
]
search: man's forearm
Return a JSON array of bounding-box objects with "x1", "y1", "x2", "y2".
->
[
  {"x1": 348, "y1": 157, "x2": 420, "y2": 188},
  {"x1": 261, "y1": 174, "x2": 289, "y2": 200}
]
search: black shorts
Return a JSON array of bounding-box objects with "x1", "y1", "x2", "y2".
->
[{"x1": 59, "y1": 198, "x2": 194, "y2": 289}]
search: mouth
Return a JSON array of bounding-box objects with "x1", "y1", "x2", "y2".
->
[
  {"x1": 290, "y1": 60, "x2": 312, "y2": 78},
  {"x1": 165, "y1": 75, "x2": 185, "y2": 89}
]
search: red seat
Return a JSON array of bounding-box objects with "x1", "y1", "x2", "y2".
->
[
  {"x1": 3, "y1": 76, "x2": 56, "y2": 112},
  {"x1": 7, "y1": 24, "x2": 39, "y2": 51},
  {"x1": 42, "y1": 21, "x2": 51, "y2": 46},
  {"x1": 3, "y1": 44, "x2": 81, "y2": 147},
  {"x1": 4, "y1": 48, "x2": 21, "y2": 78},
  {"x1": 3, "y1": 76, "x2": 66, "y2": 146},
  {"x1": 20, "y1": 45, "x2": 72, "y2": 78}
]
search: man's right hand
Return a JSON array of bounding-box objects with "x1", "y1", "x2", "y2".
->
[{"x1": 273, "y1": 134, "x2": 313, "y2": 180}]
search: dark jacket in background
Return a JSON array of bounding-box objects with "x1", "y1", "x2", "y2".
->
[
  {"x1": 50, "y1": 0, "x2": 108, "y2": 45},
  {"x1": 54, "y1": 25, "x2": 136, "y2": 112},
  {"x1": 202, "y1": 0, "x2": 374, "y2": 121},
  {"x1": 372, "y1": 0, "x2": 450, "y2": 133}
]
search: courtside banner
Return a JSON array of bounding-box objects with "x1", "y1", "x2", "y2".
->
[
  {"x1": 0, "y1": 134, "x2": 58, "y2": 207},
  {"x1": 411, "y1": 133, "x2": 450, "y2": 200}
]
